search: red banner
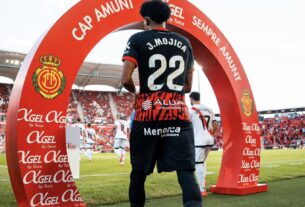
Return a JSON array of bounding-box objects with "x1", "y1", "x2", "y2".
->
[{"x1": 6, "y1": 0, "x2": 267, "y2": 206}]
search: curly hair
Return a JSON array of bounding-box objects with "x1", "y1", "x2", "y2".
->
[{"x1": 140, "y1": 0, "x2": 171, "y2": 24}]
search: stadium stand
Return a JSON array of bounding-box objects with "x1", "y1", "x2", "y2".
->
[
  {"x1": 260, "y1": 114, "x2": 305, "y2": 149},
  {"x1": 0, "y1": 83, "x2": 10, "y2": 113},
  {"x1": 112, "y1": 92, "x2": 134, "y2": 117},
  {"x1": 75, "y1": 90, "x2": 114, "y2": 125},
  {"x1": 67, "y1": 94, "x2": 80, "y2": 123}
]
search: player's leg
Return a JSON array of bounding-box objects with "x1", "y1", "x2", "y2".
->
[
  {"x1": 158, "y1": 121, "x2": 202, "y2": 206},
  {"x1": 120, "y1": 140, "x2": 128, "y2": 165},
  {"x1": 129, "y1": 169, "x2": 147, "y2": 207},
  {"x1": 113, "y1": 138, "x2": 120, "y2": 156},
  {"x1": 177, "y1": 170, "x2": 202, "y2": 207},
  {"x1": 203, "y1": 147, "x2": 211, "y2": 163},
  {"x1": 129, "y1": 121, "x2": 158, "y2": 206},
  {"x1": 87, "y1": 145, "x2": 92, "y2": 161},
  {"x1": 195, "y1": 147, "x2": 206, "y2": 194},
  {"x1": 195, "y1": 163, "x2": 205, "y2": 193},
  {"x1": 202, "y1": 147, "x2": 212, "y2": 190}
]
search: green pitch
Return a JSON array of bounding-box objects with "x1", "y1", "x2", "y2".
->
[{"x1": 0, "y1": 149, "x2": 304, "y2": 207}]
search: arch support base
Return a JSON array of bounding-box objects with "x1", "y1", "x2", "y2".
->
[{"x1": 210, "y1": 184, "x2": 268, "y2": 195}]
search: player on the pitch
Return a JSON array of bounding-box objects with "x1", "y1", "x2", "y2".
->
[
  {"x1": 84, "y1": 123, "x2": 97, "y2": 162},
  {"x1": 121, "y1": 1, "x2": 202, "y2": 207},
  {"x1": 72, "y1": 118, "x2": 86, "y2": 154},
  {"x1": 113, "y1": 114, "x2": 129, "y2": 165},
  {"x1": 189, "y1": 92, "x2": 217, "y2": 197}
]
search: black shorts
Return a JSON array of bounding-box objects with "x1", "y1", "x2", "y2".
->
[{"x1": 130, "y1": 120, "x2": 195, "y2": 175}]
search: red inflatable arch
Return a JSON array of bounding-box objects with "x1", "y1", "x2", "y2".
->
[{"x1": 6, "y1": 0, "x2": 267, "y2": 206}]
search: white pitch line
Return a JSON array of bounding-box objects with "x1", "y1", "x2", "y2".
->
[
  {"x1": 206, "y1": 172, "x2": 214, "y2": 175},
  {"x1": 81, "y1": 173, "x2": 129, "y2": 178},
  {"x1": 0, "y1": 165, "x2": 7, "y2": 168},
  {"x1": 289, "y1": 162, "x2": 303, "y2": 166},
  {"x1": 263, "y1": 159, "x2": 305, "y2": 164},
  {"x1": 262, "y1": 165, "x2": 279, "y2": 168}
]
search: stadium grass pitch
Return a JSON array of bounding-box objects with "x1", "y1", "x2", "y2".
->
[{"x1": 0, "y1": 149, "x2": 304, "y2": 207}]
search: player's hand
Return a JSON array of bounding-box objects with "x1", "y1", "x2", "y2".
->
[{"x1": 133, "y1": 93, "x2": 138, "y2": 109}]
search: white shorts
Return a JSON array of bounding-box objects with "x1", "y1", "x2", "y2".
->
[
  {"x1": 195, "y1": 134, "x2": 214, "y2": 147},
  {"x1": 195, "y1": 136, "x2": 214, "y2": 163},
  {"x1": 195, "y1": 148, "x2": 206, "y2": 163},
  {"x1": 114, "y1": 138, "x2": 129, "y2": 150}
]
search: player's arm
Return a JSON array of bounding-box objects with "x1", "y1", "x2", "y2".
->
[
  {"x1": 185, "y1": 41, "x2": 195, "y2": 93},
  {"x1": 212, "y1": 120, "x2": 217, "y2": 135},
  {"x1": 112, "y1": 124, "x2": 117, "y2": 134},
  {"x1": 121, "y1": 35, "x2": 139, "y2": 94},
  {"x1": 211, "y1": 110, "x2": 218, "y2": 135},
  {"x1": 184, "y1": 68, "x2": 194, "y2": 93},
  {"x1": 121, "y1": 60, "x2": 137, "y2": 94}
]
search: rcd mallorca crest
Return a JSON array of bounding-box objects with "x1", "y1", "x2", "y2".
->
[
  {"x1": 240, "y1": 89, "x2": 254, "y2": 117},
  {"x1": 33, "y1": 55, "x2": 66, "y2": 99}
]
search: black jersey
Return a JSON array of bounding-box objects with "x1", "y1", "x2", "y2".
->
[
  {"x1": 122, "y1": 28, "x2": 194, "y2": 122},
  {"x1": 123, "y1": 29, "x2": 194, "y2": 94}
]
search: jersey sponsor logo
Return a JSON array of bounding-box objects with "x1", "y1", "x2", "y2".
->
[
  {"x1": 144, "y1": 126, "x2": 181, "y2": 138},
  {"x1": 142, "y1": 99, "x2": 185, "y2": 111},
  {"x1": 240, "y1": 89, "x2": 254, "y2": 117},
  {"x1": 142, "y1": 100, "x2": 152, "y2": 111},
  {"x1": 33, "y1": 55, "x2": 66, "y2": 99},
  {"x1": 135, "y1": 91, "x2": 190, "y2": 121}
]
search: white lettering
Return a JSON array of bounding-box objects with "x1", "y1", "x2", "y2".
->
[
  {"x1": 45, "y1": 111, "x2": 66, "y2": 124},
  {"x1": 27, "y1": 131, "x2": 56, "y2": 144},
  {"x1": 239, "y1": 174, "x2": 258, "y2": 183},
  {"x1": 144, "y1": 127, "x2": 181, "y2": 137},
  {"x1": 72, "y1": 16, "x2": 93, "y2": 41},
  {"x1": 17, "y1": 108, "x2": 66, "y2": 124},
  {"x1": 62, "y1": 189, "x2": 83, "y2": 202},
  {"x1": 192, "y1": 16, "x2": 221, "y2": 47},
  {"x1": 18, "y1": 151, "x2": 42, "y2": 164},
  {"x1": 30, "y1": 192, "x2": 59, "y2": 207},
  {"x1": 44, "y1": 150, "x2": 69, "y2": 164},
  {"x1": 95, "y1": 0, "x2": 134, "y2": 22},
  {"x1": 18, "y1": 108, "x2": 43, "y2": 123},
  {"x1": 220, "y1": 46, "x2": 241, "y2": 81},
  {"x1": 243, "y1": 147, "x2": 261, "y2": 156},
  {"x1": 245, "y1": 135, "x2": 256, "y2": 145},
  {"x1": 169, "y1": 4, "x2": 185, "y2": 19}
]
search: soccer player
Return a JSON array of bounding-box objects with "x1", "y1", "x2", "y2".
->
[
  {"x1": 189, "y1": 92, "x2": 217, "y2": 197},
  {"x1": 121, "y1": 1, "x2": 202, "y2": 207},
  {"x1": 73, "y1": 118, "x2": 86, "y2": 152},
  {"x1": 84, "y1": 123, "x2": 96, "y2": 161},
  {"x1": 113, "y1": 114, "x2": 129, "y2": 165}
]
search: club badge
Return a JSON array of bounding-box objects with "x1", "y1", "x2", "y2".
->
[
  {"x1": 33, "y1": 55, "x2": 66, "y2": 99},
  {"x1": 240, "y1": 89, "x2": 254, "y2": 117}
]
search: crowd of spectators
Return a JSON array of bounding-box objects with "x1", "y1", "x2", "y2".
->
[
  {"x1": 0, "y1": 84, "x2": 10, "y2": 113},
  {"x1": 66, "y1": 95, "x2": 80, "y2": 123},
  {"x1": 75, "y1": 90, "x2": 114, "y2": 125},
  {"x1": 260, "y1": 114, "x2": 305, "y2": 149},
  {"x1": 112, "y1": 93, "x2": 134, "y2": 118}
]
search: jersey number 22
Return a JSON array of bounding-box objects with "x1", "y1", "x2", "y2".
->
[{"x1": 148, "y1": 54, "x2": 185, "y2": 91}]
